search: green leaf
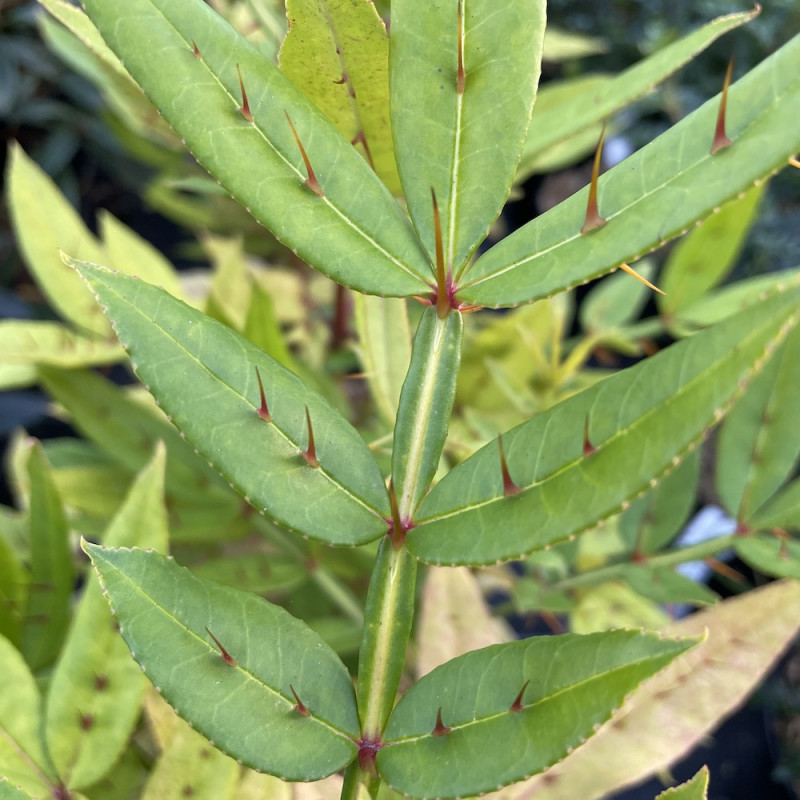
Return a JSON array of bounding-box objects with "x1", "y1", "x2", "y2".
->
[
  {"x1": 572, "y1": 582, "x2": 670, "y2": 633},
  {"x1": 619, "y1": 451, "x2": 700, "y2": 554},
  {"x1": 656, "y1": 768, "x2": 709, "y2": 800},
  {"x1": 659, "y1": 184, "x2": 763, "y2": 318},
  {"x1": 390, "y1": 0, "x2": 545, "y2": 278},
  {"x1": 80, "y1": 0, "x2": 431, "y2": 296},
  {"x1": 244, "y1": 282, "x2": 297, "y2": 373},
  {"x1": 734, "y1": 535, "x2": 800, "y2": 579},
  {"x1": 392, "y1": 307, "x2": 463, "y2": 518},
  {"x1": 511, "y1": 581, "x2": 800, "y2": 800},
  {"x1": 0, "y1": 780, "x2": 36, "y2": 800},
  {"x1": 0, "y1": 529, "x2": 27, "y2": 646},
  {"x1": 716, "y1": 326, "x2": 800, "y2": 521},
  {"x1": 0, "y1": 321, "x2": 123, "y2": 369},
  {"x1": 44, "y1": 445, "x2": 169, "y2": 791},
  {"x1": 141, "y1": 720, "x2": 239, "y2": 800},
  {"x1": 280, "y1": 0, "x2": 400, "y2": 194},
  {"x1": 72, "y1": 261, "x2": 390, "y2": 545},
  {"x1": 352, "y1": 295, "x2": 412, "y2": 427},
  {"x1": 408, "y1": 278, "x2": 800, "y2": 565},
  {"x1": 22, "y1": 442, "x2": 73, "y2": 672},
  {"x1": 747, "y1": 476, "x2": 800, "y2": 531},
  {"x1": 83, "y1": 543, "x2": 360, "y2": 780},
  {"x1": 6, "y1": 144, "x2": 108, "y2": 335},
  {"x1": 460, "y1": 35, "x2": 800, "y2": 307},
  {"x1": 0, "y1": 634, "x2": 53, "y2": 796},
  {"x1": 519, "y1": 10, "x2": 758, "y2": 179},
  {"x1": 617, "y1": 565, "x2": 717, "y2": 608},
  {"x1": 378, "y1": 630, "x2": 693, "y2": 798},
  {"x1": 190, "y1": 552, "x2": 307, "y2": 597}
]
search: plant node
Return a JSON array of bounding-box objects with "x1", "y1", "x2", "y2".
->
[{"x1": 357, "y1": 736, "x2": 383, "y2": 774}]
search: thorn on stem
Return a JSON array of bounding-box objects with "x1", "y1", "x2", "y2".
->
[
  {"x1": 206, "y1": 627, "x2": 237, "y2": 666},
  {"x1": 581, "y1": 123, "x2": 607, "y2": 234},
  {"x1": 710, "y1": 59, "x2": 734, "y2": 155},
  {"x1": 302, "y1": 406, "x2": 319, "y2": 468},
  {"x1": 431, "y1": 707, "x2": 451, "y2": 736},
  {"x1": 618, "y1": 263, "x2": 665, "y2": 295},
  {"x1": 509, "y1": 680, "x2": 530, "y2": 713},
  {"x1": 456, "y1": 0, "x2": 466, "y2": 94},
  {"x1": 255, "y1": 367, "x2": 271, "y2": 422},
  {"x1": 236, "y1": 65, "x2": 253, "y2": 122},
  {"x1": 499, "y1": 437, "x2": 522, "y2": 497},
  {"x1": 191, "y1": 40, "x2": 201, "y2": 58},
  {"x1": 285, "y1": 112, "x2": 325, "y2": 197},
  {"x1": 290, "y1": 684, "x2": 310, "y2": 716}
]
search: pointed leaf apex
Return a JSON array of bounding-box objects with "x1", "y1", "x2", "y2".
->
[
  {"x1": 255, "y1": 367, "x2": 271, "y2": 422},
  {"x1": 302, "y1": 406, "x2": 319, "y2": 468},
  {"x1": 581, "y1": 123, "x2": 607, "y2": 234},
  {"x1": 205, "y1": 627, "x2": 237, "y2": 666},
  {"x1": 499, "y1": 437, "x2": 523, "y2": 497},
  {"x1": 711, "y1": 59, "x2": 735, "y2": 154},
  {"x1": 236, "y1": 64, "x2": 253, "y2": 122},
  {"x1": 431, "y1": 707, "x2": 452, "y2": 737},
  {"x1": 290, "y1": 684, "x2": 311, "y2": 717}
]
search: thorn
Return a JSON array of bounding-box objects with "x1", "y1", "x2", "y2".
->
[
  {"x1": 236, "y1": 64, "x2": 253, "y2": 122},
  {"x1": 191, "y1": 40, "x2": 201, "y2": 58},
  {"x1": 206, "y1": 627, "x2": 237, "y2": 666},
  {"x1": 583, "y1": 417, "x2": 596, "y2": 456},
  {"x1": 431, "y1": 707, "x2": 451, "y2": 736},
  {"x1": 302, "y1": 406, "x2": 319, "y2": 468},
  {"x1": 431, "y1": 188, "x2": 450, "y2": 318},
  {"x1": 388, "y1": 479, "x2": 406, "y2": 548},
  {"x1": 412, "y1": 295, "x2": 433, "y2": 306},
  {"x1": 255, "y1": 367, "x2": 271, "y2": 422},
  {"x1": 509, "y1": 680, "x2": 530, "y2": 712},
  {"x1": 79, "y1": 712, "x2": 94, "y2": 731},
  {"x1": 789, "y1": 156, "x2": 800, "y2": 169},
  {"x1": 285, "y1": 112, "x2": 324, "y2": 197},
  {"x1": 581, "y1": 122, "x2": 607, "y2": 234},
  {"x1": 618, "y1": 263, "x2": 665, "y2": 295},
  {"x1": 334, "y1": 73, "x2": 347, "y2": 85},
  {"x1": 499, "y1": 437, "x2": 522, "y2": 497},
  {"x1": 290, "y1": 684, "x2": 310, "y2": 716},
  {"x1": 94, "y1": 674, "x2": 108, "y2": 691},
  {"x1": 456, "y1": 0, "x2": 465, "y2": 94},
  {"x1": 710, "y1": 59, "x2": 734, "y2": 155}
]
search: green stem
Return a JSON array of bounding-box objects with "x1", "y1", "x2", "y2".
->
[{"x1": 552, "y1": 534, "x2": 739, "y2": 592}]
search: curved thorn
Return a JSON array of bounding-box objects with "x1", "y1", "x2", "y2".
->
[
  {"x1": 206, "y1": 627, "x2": 237, "y2": 666},
  {"x1": 710, "y1": 59, "x2": 734, "y2": 155},
  {"x1": 236, "y1": 64, "x2": 253, "y2": 122},
  {"x1": 431, "y1": 707, "x2": 452, "y2": 737},
  {"x1": 499, "y1": 436, "x2": 522, "y2": 497},
  {"x1": 302, "y1": 406, "x2": 319, "y2": 468},
  {"x1": 509, "y1": 680, "x2": 531, "y2": 713},
  {"x1": 456, "y1": 0, "x2": 466, "y2": 94},
  {"x1": 581, "y1": 122, "x2": 607, "y2": 234},
  {"x1": 618, "y1": 263, "x2": 665, "y2": 295},
  {"x1": 285, "y1": 112, "x2": 324, "y2": 197},
  {"x1": 290, "y1": 684, "x2": 311, "y2": 717},
  {"x1": 255, "y1": 367, "x2": 271, "y2": 422}
]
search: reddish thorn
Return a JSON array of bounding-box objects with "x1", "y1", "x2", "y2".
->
[
  {"x1": 703, "y1": 556, "x2": 746, "y2": 584},
  {"x1": 412, "y1": 294, "x2": 433, "y2": 306},
  {"x1": 618, "y1": 262, "x2": 665, "y2": 295},
  {"x1": 430, "y1": 188, "x2": 451, "y2": 318},
  {"x1": 94, "y1": 674, "x2": 108, "y2": 691},
  {"x1": 499, "y1": 437, "x2": 522, "y2": 497},
  {"x1": 388, "y1": 479, "x2": 407, "y2": 548},
  {"x1": 205, "y1": 627, "x2": 237, "y2": 666},
  {"x1": 509, "y1": 680, "x2": 530, "y2": 713},
  {"x1": 431, "y1": 707, "x2": 451, "y2": 736},
  {"x1": 581, "y1": 123, "x2": 607, "y2": 234},
  {"x1": 456, "y1": 0, "x2": 466, "y2": 94},
  {"x1": 182, "y1": 786, "x2": 195, "y2": 797},
  {"x1": 285, "y1": 112, "x2": 325, "y2": 197},
  {"x1": 191, "y1": 40, "x2": 201, "y2": 58},
  {"x1": 302, "y1": 406, "x2": 319, "y2": 468},
  {"x1": 290, "y1": 684, "x2": 310, "y2": 716},
  {"x1": 333, "y1": 73, "x2": 347, "y2": 85},
  {"x1": 236, "y1": 64, "x2": 253, "y2": 122},
  {"x1": 79, "y1": 712, "x2": 94, "y2": 731},
  {"x1": 631, "y1": 550, "x2": 647, "y2": 564},
  {"x1": 734, "y1": 521, "x2": 751, "y2": 536},
  {"x1": 255, "y1": 367, "x2": 271, "y2": 422},
  {"x1": 583, "y1": 417, "x2": 596, "y2": 456},
  {"x1": 710, "y1": 59, "x2": 734, "y2": 155}
]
